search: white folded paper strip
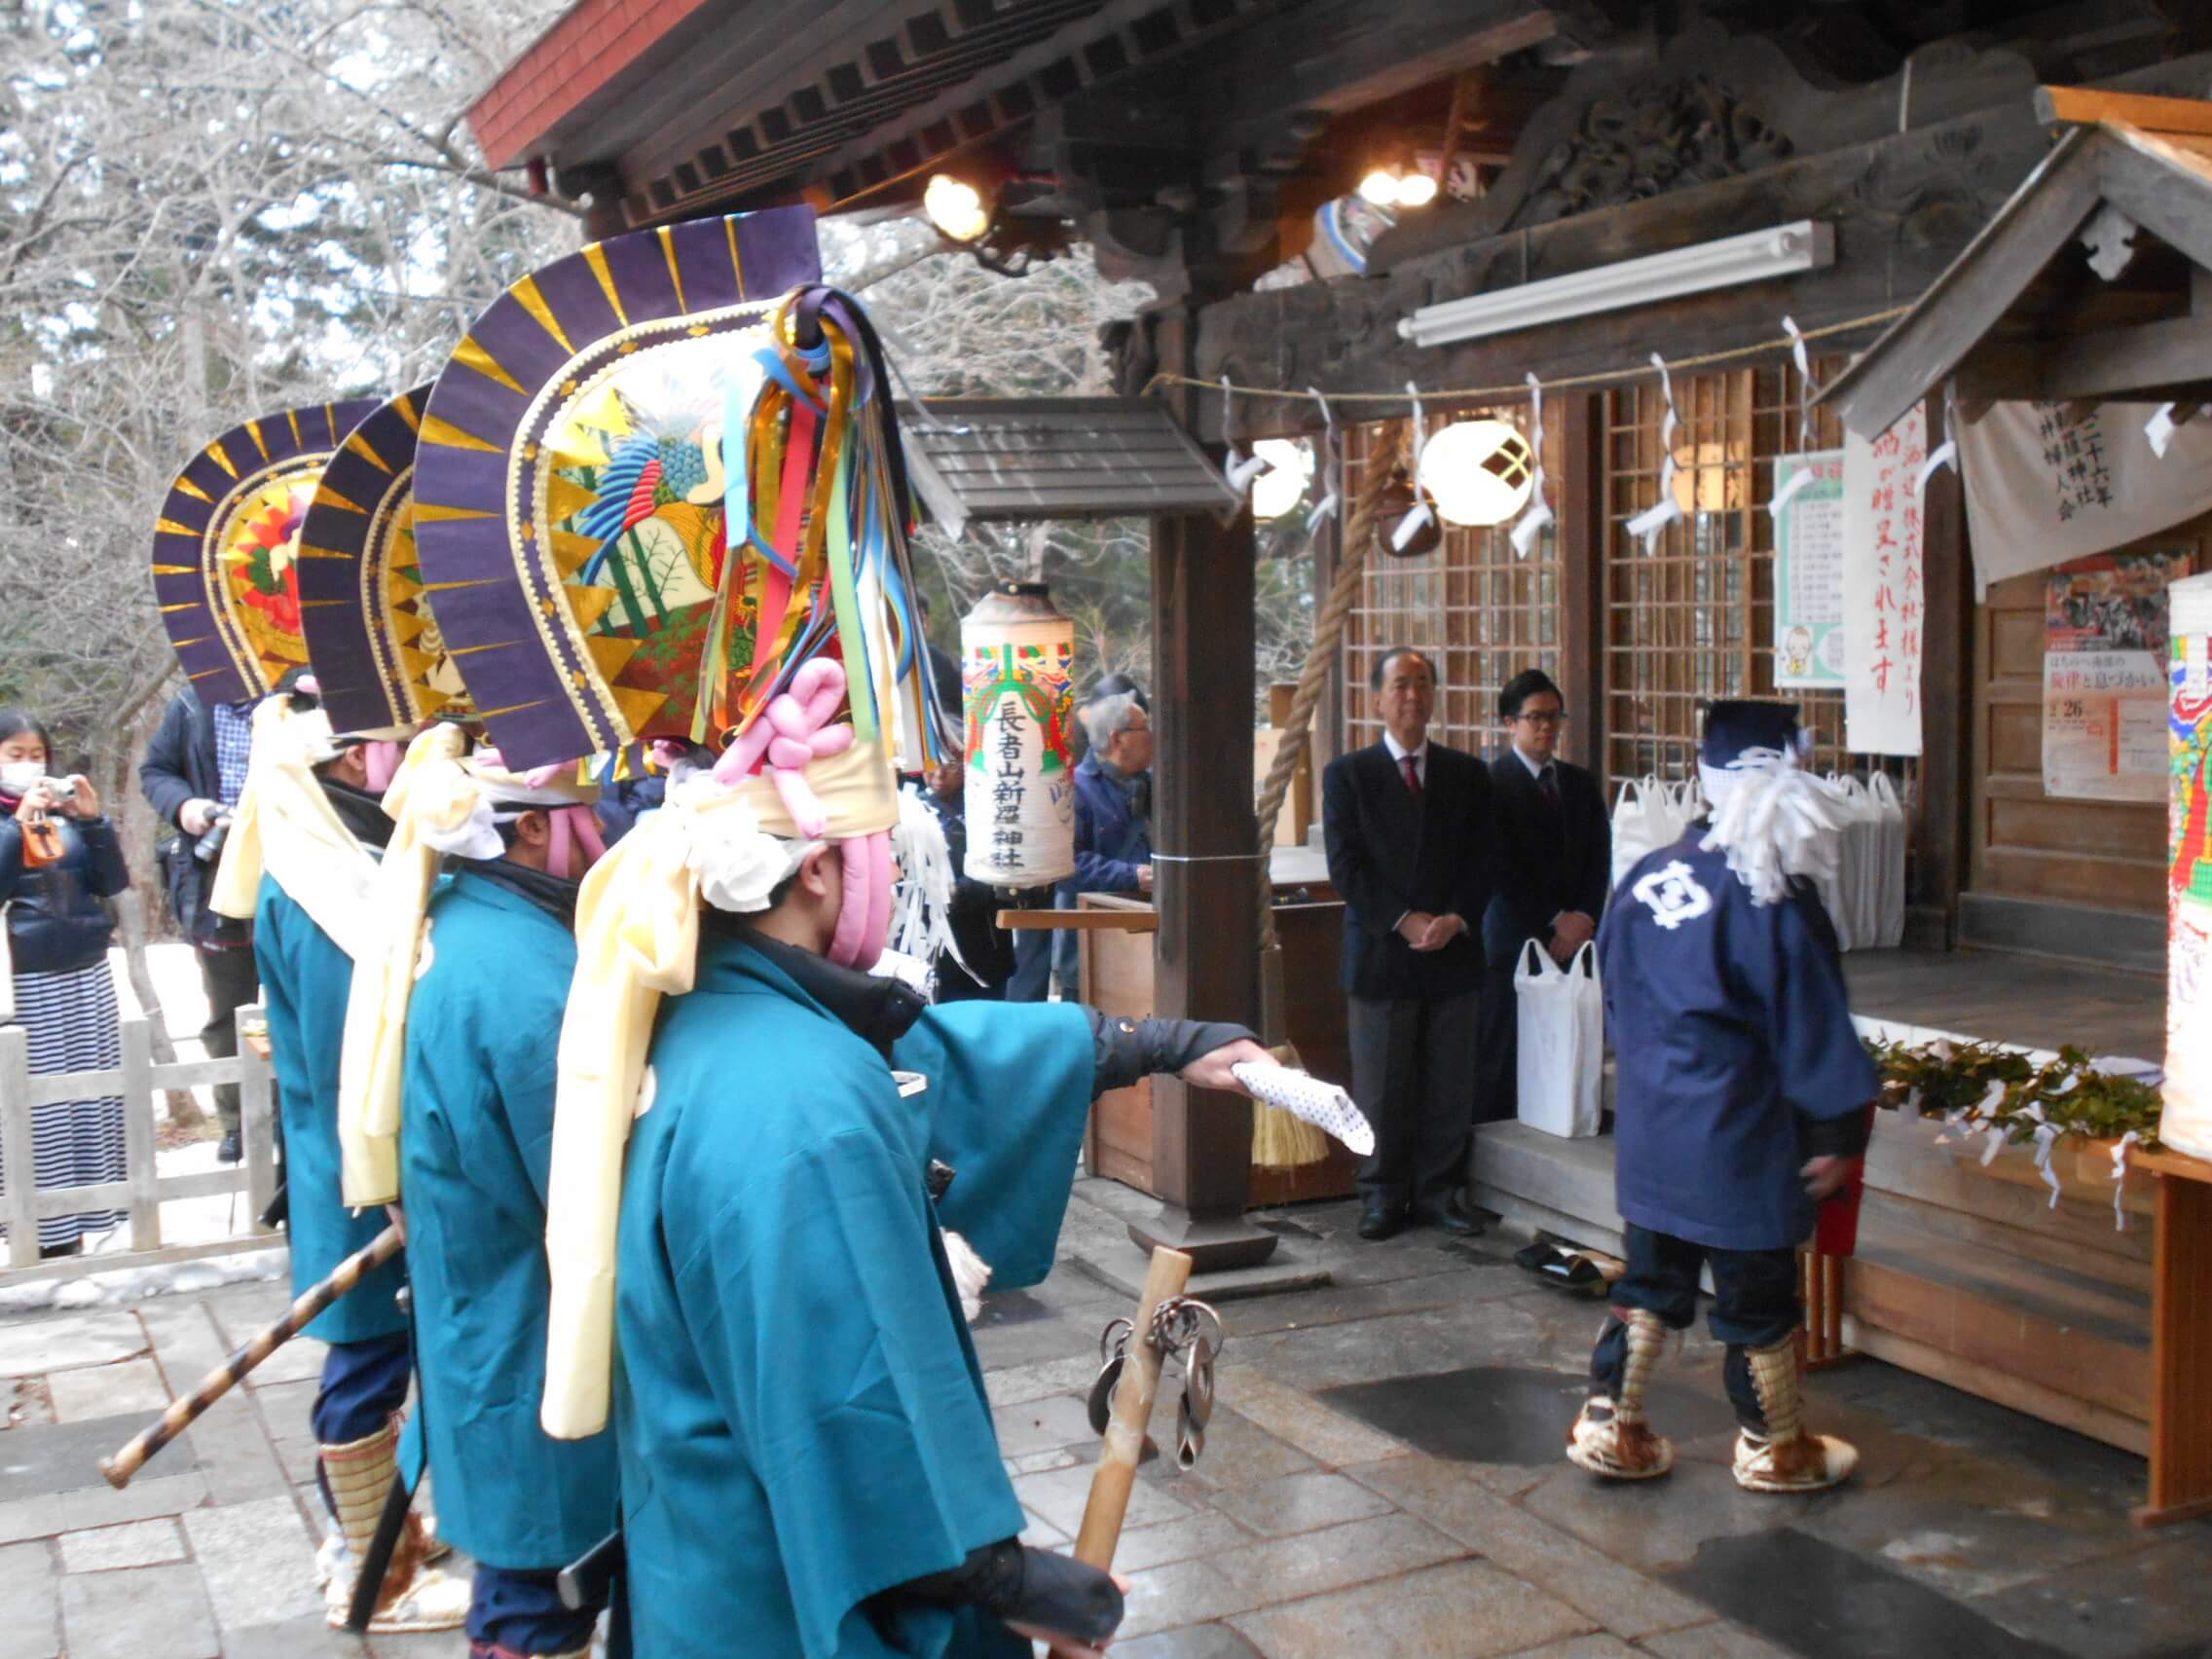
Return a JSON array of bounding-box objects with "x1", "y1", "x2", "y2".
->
[{"x1": 1233, "y1": 1061, "x2": 1376, "y2": 1157}]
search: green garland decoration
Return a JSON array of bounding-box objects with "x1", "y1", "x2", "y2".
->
[{"x1": 1863, "y1": 1037, "x2": 2163, "y2": 1150}]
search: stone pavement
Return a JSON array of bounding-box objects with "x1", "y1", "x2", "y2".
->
[{"x1": 5, "y1": 1185, "x2": 2212, "y2": 1658}]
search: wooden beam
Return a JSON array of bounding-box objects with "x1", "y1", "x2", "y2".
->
[
  {"x1": 1954, "y1": 315, "x2": 2212, "y2": 403},
  {"x1": 1820, "y1": 128, "x2": 2106, "y2": 440},
  {"x1": 1194, "y1": 103, "x2": 2056, "y2": 441},
  {"x1": 1557, "y1": 390, "x2": 1605, "y2": 779},
  {"x1": 2036, "y1": 85, "x2": 2212, "y2": 137},
  {"x1": 1911, "y1": 393, "x2": 1971, "y2": 951},
  {"x1": 2096, "y1": 128, "x2": 2212, "y2": 275}
]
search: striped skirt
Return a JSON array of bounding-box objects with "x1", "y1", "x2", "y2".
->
[{"x1": 2, "y1": 961, "x2": 126, "y2": 1250}]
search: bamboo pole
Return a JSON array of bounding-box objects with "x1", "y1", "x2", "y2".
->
[{"x1": 1069, "y1": 1247, "x2": 1194, "y2": 1571}]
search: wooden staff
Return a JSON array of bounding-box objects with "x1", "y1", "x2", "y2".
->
[
  {"x1": 1061, "y1": 1244, "x2": 1193, "y2": 1648},
  {"x1": 99, "y1": 1224, "x2": 403, "y2": 1489}
]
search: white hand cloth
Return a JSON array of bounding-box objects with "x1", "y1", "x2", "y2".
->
[{"x1": 1231, "y1": 1062, "x2": 1375, "y2": 1157}]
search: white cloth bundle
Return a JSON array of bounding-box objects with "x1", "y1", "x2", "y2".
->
[
  {"x1": 1699, "y1": 749, "x2": 1847, "y2": 907},
  {"x1": 1230, "y1": 1062, "x2": 1375, "y2": 1157}
]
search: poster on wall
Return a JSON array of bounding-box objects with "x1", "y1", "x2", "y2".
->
[
  {"x1": 1773, "y1": 450, "x2": 1847, "y2": 687},
  {"x1": 2041, "y1": 551, "x2": 2194, "y2": 802},
  {"x1": 1840, "y1": 408, "x2": 1925, "y2": 756},
  {"x1": 2160, "y1": 571, "x2": 2212, "y2": 1160}
]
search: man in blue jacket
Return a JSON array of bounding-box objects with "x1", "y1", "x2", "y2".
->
[
  {"x1": 1569, "y1": 701, "x2": 1873, "y2": 1494},
  {"x1": 1048, "y1": 689, "x2": 1154, "y2": 993}
]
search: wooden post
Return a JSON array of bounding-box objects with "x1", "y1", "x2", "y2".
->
[
  {"x1": 238, "y1": 1006, "x2": 279, "y2": 1233},
  {"x1": 1, "y1": 1025, "x2": 39, "y2": 1267},
  {"x1": 1132, "y1": 504, "x2": 1278, "y2": 1272},
  {"x1": 1912, "y1": 391, "x2": 1972, "y2": 948},
  {"x1": 1557, "y1": 389, "x2": 1607, "y2": 776},
  {"x1": 121, "y1": 1017, "x2": 160, "y2": 1252}
]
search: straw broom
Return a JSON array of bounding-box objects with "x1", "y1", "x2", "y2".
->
[{"x1": 1249, "y1": 424, "x2": 1410, "y2": 1171}]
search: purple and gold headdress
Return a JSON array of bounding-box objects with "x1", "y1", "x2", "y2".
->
[
  {"x1": 152, "y1": 400, "x2": 384, "y2": 701},
  {"x1": 294, "y1": 387, "x2": 473, "y2": 737}
]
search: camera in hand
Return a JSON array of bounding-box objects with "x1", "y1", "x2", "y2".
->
[
  {"x1": 194, "y1": 810, "x2": 233, "y2": 864},
  {"x1": 38, "y1": 777, "x2": 76, "y2": 806}
]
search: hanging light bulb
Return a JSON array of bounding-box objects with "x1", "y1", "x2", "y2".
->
[
  {"x1": 924, "y1": 173, "x2": 991, "y2": 242},
  {"x1": 1249, "y1": 438, "x2": 1313, "y2": 522},
  {"x1": 1395, "y1": 170, "x2": 1439, "y2": 208},
  {"x1": 1418, "y1": 418, "x2": 1537, "y2": 528},
  {"x1": 1358, "y1": 168, "x2": 1401, "y2": 207}
]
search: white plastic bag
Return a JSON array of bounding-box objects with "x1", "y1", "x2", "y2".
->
[
  {"x1": 1867, "y1": 772, "x2": 1907, "y2": 948},
  {"x1": 1516, "y1": 939, "x2": 1604, "y2": 1138},
  {"x1": 1609, "y1": 776, "x2": 1693, "y2": 891},
  {"x1": 1821, "y1": 774, "x2": 1867, "y2": 952}
]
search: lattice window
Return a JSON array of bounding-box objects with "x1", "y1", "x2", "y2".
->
[
  {"x1": 1602, "y1": 359, "x2": 1918, "y2": 804},
  {"x1": 1341, "y1": 410, "x2": 1561, "y2": 757}
]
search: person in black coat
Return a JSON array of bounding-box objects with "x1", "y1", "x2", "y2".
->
[
  {"x1": 138, "y1": 685, "x2": 260, "y2": 1161},
  {"x1": 1321, "y1": 647, "x2": 1497, "y2": 1239},
  {"x1": 917, "y1": 758, "x2": 1017, "y2": 1001},
  {"x1": 1478, "y1": 669, "x2": 1611, "y2": 1124}
]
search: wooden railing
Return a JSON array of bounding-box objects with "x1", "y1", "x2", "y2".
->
[{"x1": 0, "y1": 1008, "x2": 280, "y2": 1280}]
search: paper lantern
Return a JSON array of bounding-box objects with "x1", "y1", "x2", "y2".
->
[
  {"x1": 2164, "y1": 572, "x2": 2212, "y2": 1157},
  {"x1": 962, "y1": 581, "x2": 1077, "y2": 886},
  {"x1": 1419, "y1": 418, "x2": 1536, "y2": 528},
  {"x1": 1251, "y1": 438, "x2": 1313, "y2": 522}
]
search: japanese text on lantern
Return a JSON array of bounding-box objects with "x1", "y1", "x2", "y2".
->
[{"x1": 992, "y1": 704, "x2": 1028, "y2": 869}]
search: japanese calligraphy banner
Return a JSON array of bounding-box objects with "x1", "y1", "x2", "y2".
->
[
  {"x1": 1841, "y1": 409, "x2": 1925, "y2": 756},
  {"x1": 1958, "y1": 400, "x2": 2212, "y2": 595},
  {"x1": 1773, "y1": 450, "x2": 1847, "y2": 688}
]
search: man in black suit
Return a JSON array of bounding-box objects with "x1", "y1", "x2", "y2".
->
[
  {"x1": 1478, "y1": 669, "x2": 1611, "y2": 1124},
  {"x1": 1322, "y1": 647, "x2": 1496, "y2": 1240}
]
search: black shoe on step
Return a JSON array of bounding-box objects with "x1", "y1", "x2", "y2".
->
[
  {"x1": 1356, "y1": 1200, "x2": 1407, "y2": 1241},
  {"x1": 216, "y1": 1130, "x2": 242, "y2": 1165},
  {"x1": 1416, "y1": 1195, "x2": 1485, "y2": 1237}
]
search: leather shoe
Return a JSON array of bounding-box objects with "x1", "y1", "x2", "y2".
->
[
  {"x1": 1356, "y1": 1201, "x2": 1407, "y2": 1241},
  {"x1": 216, "y1": 1130, "x2": 242, "y2": 1165},
  {"x1": 1415, "y1": 1196, "x2": 1484, "y2": 1236}
]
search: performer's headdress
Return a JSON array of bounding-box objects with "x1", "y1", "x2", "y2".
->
[
  {"x1": 1696, "y1": 700, "x2": 1846, "y2": 905},
  {"x1": 151, "y1": 399, "x2": 384, "y2": 705},
  {"x1": 409, "y1": 212, "x2": 955, "y2": 1437},
  {"x1": 294, "y1": 387, "x2": 476, "y2": 738},
  {"x1": 337, "y1": 723, "x2": 605, "y2": 1206}
]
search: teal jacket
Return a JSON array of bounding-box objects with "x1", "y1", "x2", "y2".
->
[
  {"x1": 612, "y1": 933, "x2": 1092, "y2": 1658},
  {"x1": 255, "y1": 874, "x2": 407, "y2": 1345},
  {"x1": 400, "y1": 867, "x2": 616, "y2": 1568}
]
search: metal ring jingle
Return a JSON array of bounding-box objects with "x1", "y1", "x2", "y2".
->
[
  {"x1": 1087, "y1": 1350, "x2": 1126, "y2": 1437},
  {"x1": 1176, "y1": 1391, "x2": 1205, "y2": 1471},
  {"x1": 1099, "y1": 1317, "x2": 1133, "y2": 1362},
  {"x1": 1183, "y1": 1339, "x2": 1216, "y2": 1432}
]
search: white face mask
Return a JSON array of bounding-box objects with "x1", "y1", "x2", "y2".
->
[{"x1": 0, "y1": 760, "x2": 46, "y2": 796}]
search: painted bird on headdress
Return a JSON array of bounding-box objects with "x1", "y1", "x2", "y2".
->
[{"x1": 571, "y1": 388, "x2": 727, "y2": 590}]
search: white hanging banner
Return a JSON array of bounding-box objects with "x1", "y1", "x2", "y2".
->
[
  {"x1": 1841, "y1": 407, "x2": 1926, "y2": 756},
  {"x1": 1958, "y1": 400, "x2": 2212, "y2": 594}
]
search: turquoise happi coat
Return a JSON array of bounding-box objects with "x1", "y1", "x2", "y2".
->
[
  {"x1": 612, "y1": 931, "x2": 1093, "y2": 1659},
  {"x1": 255, "y1": 875, "x2": 407, "y2": 1345},
  {"x1": 400, "y1": 867, "x2": 616, "y2": 1569}
]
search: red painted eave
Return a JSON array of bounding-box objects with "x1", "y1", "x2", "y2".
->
[{"x1": 468, "y1": 0, "x2": 719, "y2": 174}]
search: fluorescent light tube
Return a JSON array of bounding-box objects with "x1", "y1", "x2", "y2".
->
[{"x1": 1397, "y1": 221, "x2": 1835, "y2": 349}]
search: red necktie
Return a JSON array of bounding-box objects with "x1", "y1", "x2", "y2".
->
[{"x1": 1401, "y1": 753, "x2": 1422, "y2": 809}]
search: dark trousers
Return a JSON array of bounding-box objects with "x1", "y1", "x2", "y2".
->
[
  {"x1": 1003, "y1": 884, "x2": 1059, "y2": 1002},
  {"x1": 469, "y1": 1564, "x2": 604, "y2": 1657},
  {"x1": 1593, "y1": 1224, "x2": 1800, "y2": 1431},
  {"x1": 1474, "y1": 964, "x2": 1519, "y2": 1125},
  {"x1": 1347, "y1": 989, "x2": 1481, "y2": 1211},
  {"x1": 313, "y1": 1331, "x2": 413, "y2": 1513},
  {"x1": 196, "y1": 942, "x2": 260, "y2": 1134}
]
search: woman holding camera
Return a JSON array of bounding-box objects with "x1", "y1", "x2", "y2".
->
[{"x1": 1, "y1": 710, "x2": 130, "y2": 1257}]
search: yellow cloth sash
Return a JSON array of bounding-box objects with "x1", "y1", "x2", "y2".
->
[
  {"x1": 337, "y1": 728, "x2": 603, "y2": 1205},
  {"x1": 540, "y1": 741, "x2": 898, "y2": 1439},
  {"x1": 208, "y1": 698, "x2": 378, "y2": 962}
]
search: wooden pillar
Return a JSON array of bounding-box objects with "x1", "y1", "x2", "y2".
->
[
  {"x1": 1129, "y1": 504, "x2": 1279, "y2": 1271},
  {"x1": 1557, "y1": 390, "x2": 1606, "y2": 776},
  {"x1": 1911, "y1": 391, "x2": 1972, "y2": 948}
]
